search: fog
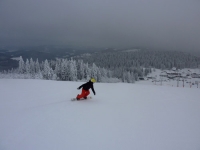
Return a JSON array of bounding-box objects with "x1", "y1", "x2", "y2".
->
[{"x1": 0, "y1": 0, "x2": 200, "y2": 51}]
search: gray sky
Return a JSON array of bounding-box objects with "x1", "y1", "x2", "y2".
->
[{"x1": 0, "y1": 0, "x2": 200, "y2": 51}]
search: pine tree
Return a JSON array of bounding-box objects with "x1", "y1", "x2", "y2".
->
[
  {"x1": 30, "y1": 58, "x2": 35, "y2": 75},
  {"x1": 96, "y1": 67, "x2": 102, "y2": 82},
  {"x1": 69, "y1": 59, "x2": 77, "y2": 81},
  {"x1": 61, "y1": 59, "x2": 67, "y2": 80},
  {"x1": 25, "y1": 59, "x2": 30, "y2": 74},
  {"x1": 127, "y1": 71, "x2": 131, "y2": 83},
  {"x1": 83, "y1": 63, "x2": 90, "y2": 80},
  {"x1": 35, "y1": 59, "x2": 40, "y2": 73},
  {"x1": 122, "y1": 72, "x2": 126, "y2": 82},
  {"x1": 135, "y1": 73, "x2": 139, "y2": 81},
  {"x1": 43, "y1": 59, "x2": 52, "y2": 80},
  {"x1": 18, "y1": 56, "x2": 25, "y2": 74},
  {"x1": 101, "y1": 68, "x2": 107, "y2": 78},
  {"x1": 77, "y1": 60, "x2": 85, "y2": 80},
  {"x1": 131, "y1": 72, "x2": 135, "y2": 83},
  {"x1": 55, "y1": 59, "x2": 62, "y2": 80},
  {"x1": 91, "y1": 63, "x2": 98, "y2": 80}
]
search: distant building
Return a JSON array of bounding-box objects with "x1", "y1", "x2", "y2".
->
[
  {"x1": 181, "y1": 73, "x2": 188, "y2": 79},
  {"x1": 139, "y1": 77, "x2": 145, "y2": 80},
  {"x1": 160, "y1": 72, "x2": 168, "y2": 77},
  {"x1": 162, "y1": 70, "x2": 181, "y2": 79},
  {"x1": 191, "y1": 73, "x2": 200, "y2": 78},
  {"x1": 147, "y1": 76, "x2": 156, "y2": 80},
  {"x1": 172, "y1": 67, "x2": 176, "y2": 71}
]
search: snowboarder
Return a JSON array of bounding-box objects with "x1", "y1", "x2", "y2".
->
[{"x1": 76, "y1": 78, "x2": 96, "y2": 100}]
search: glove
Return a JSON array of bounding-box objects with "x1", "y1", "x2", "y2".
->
[
  {"x1": 94, "y1": 92, "x2": 96, "y2": 95},
  {"x1": 77, "y1": 87, "x2": 80, "y2": 90}
]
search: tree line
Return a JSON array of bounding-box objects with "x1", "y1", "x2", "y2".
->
[
  {"x1": 1, "y1": 50, "x2": 197, "y2": 83},
  {"x1": 0, "y1": 56, "x2": 141, "y2": 83},
  {"x1": 80, "y1": 50, "x2": 200, "y2": 79}
]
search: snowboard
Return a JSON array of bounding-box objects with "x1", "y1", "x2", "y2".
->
[{"x1": 71, "y1": 96, "x2": 92, "y2": 101}]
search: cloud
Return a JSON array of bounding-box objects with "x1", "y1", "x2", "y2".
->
[{"x1": 0, "y1": 0, "x2": 200, "y2": 51}]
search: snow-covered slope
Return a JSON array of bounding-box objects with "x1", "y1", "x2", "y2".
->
[{"x1": 0, "y1": 79, "x2": 200, "y2": 150}]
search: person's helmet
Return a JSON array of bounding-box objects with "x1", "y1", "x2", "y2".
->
[{"x1": 90, "y1": 78, "x2": 96, "y2": 83}]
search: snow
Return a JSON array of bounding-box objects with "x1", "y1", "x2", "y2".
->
[
  {"x1": 11, "y1": 57, "x2": 21, "y2": 61},
  {"x1": 0, "y1": 79, "x2": 200, "y2": 150},
  {"x1": 122, "y1": 49, "x2": 140, "y2": 52}
]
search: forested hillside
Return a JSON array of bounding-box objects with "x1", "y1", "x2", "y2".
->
[
  {"x1": 1, "y1": 50, "x2": 200, "y2": 83},
  {"x1": 80, "y1": 50, "x2": 200, "y2": 79},
  {"x1": 82, "y1": 50, "x2": 200, "y2": 69}
]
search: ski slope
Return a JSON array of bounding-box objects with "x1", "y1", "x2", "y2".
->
[{"x1": 0, "y1": 79, "x2": 200, "y2": 150}]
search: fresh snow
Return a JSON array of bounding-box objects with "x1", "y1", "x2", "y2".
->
[{"x1": 0, "y1": 79, "x2": 200, "y2": 150}]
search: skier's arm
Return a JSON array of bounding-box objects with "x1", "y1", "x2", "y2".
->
[
  {"x1": 91, "y1": 85, "x2": 96, "y2": 95},
  {"x1": 77, "y1": 84, "x2": 84, "y2": 89}
]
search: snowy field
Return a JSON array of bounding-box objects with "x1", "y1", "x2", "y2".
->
[{"x1": 0, "y1": 79, "x2": 200, "y2": 150}]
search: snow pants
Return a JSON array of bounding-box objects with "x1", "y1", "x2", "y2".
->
[{"x1": 77, "y1": 89, "x2": 90, "y2": 99}]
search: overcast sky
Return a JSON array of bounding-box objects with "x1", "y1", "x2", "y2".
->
[{"x1": 0, "y1": 0, "x2": 200, "y2": 51}]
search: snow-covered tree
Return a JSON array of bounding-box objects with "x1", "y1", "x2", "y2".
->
[
  {"x1": 77, "y1": 60, "x2": 85, "y2": 80},
  {"x1": 43, "y1": 59, "x2": 52, "y2": 80},
  {"x1": 18, "y1": 56, "x2": 25, "y2": 74},
  {"x1": 69, "y1": 59, "x2": 77, "y2": 81},
  {"x1": 25, "y1": 59, "x2": 31, "y2": 74},
  {"x1": 30, "y1": 58, "x2": 35, "y2": 75},
  {"x1": 83, "y1": 63, "x2": 90, "y2": 80},
  {"x1": 54, "y1": 59, "x2": 62, "y2": 80},
  {"x1": 35, "y1": 59, "x2": 40, "y2": 73},
  {"x1": 96, "y1": 67, "x2": 102, "y2": 82},
  {"x1": 100, "y1": 68, "x2": 108, "y2": 78},
  {"x1": 90, "y1": 63, "x2": 98, "y2": 80}
]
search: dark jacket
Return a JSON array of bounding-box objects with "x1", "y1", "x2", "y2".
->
[{"x1": 78, "y1": 81, "x2": 96, "y2": 95}]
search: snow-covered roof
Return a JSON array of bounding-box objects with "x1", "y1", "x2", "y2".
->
[{"x1": 172, "y1": 67, "x2": 176, "y2": 71}]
